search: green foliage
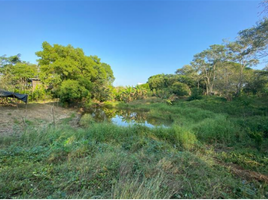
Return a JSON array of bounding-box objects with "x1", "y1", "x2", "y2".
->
[
  {"x1": 1, "y1": 96, "x2": 268, "y2": 198},
  {"x1": 171, "y1": 81, "x2": 191, "y2": 96},
  {"x1": 243, "y1": 69, "x2": 268, "y2": 96},
  {"x1": 139, "y1": 83, "x2": 150, "y2": 90},
  {"x1": 238, "y1": 18, "x2": 268, "y2": 59},
  {"x1": 192, "y1": 115, "x2": 239, "y2": 144},
  {"x1": 31, "y1": 85, "x2": 46, "y2": 101},
  {"x1": 79, "y1": 114, "x2": 95, "y2": 127},
  {"x1": 111, "y1": 173, "x2": 170, "y2": 199},
  {"x1": 244, "y1": 116, "x2": 268, "y2": 138},
  {"x1": 153, "y1": 126, "x2": 197, "y2": 150},
  {"x1": 155, "y1": 88, "x2": 171, "y2": 99},
  {"x1": 113, "y1": 85, "x2": 149, "y2": 103},
  {"x1": 59, "y1": 80, "x2": 89, "y2": 103},
  {"x1": 188, "y1": 87, "x2": 203, "y2": 101},
  {"x1": 35, "y1": 42, "x2": 114, "y2": 103},
  {"x1": 0, "y1": 121, "x2": 267, "y2": 198},
  {"x1": 146, "y1": 72, "x2": 202, "y2": 100},
  {"x1": 218, "y1": 148, "x2": 268, "y2": 174},
  {"x1": 0, "y1": 55, "x2": 38, "y2": 92}
]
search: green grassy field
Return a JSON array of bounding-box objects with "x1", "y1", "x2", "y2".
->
[{"x1": 0, "y1": 96, "x2": 267, "y2": 198}]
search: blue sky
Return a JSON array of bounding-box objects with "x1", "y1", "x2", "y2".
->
[{"x1": 0, "y1": 0, "x2": 265, "y2": 86}]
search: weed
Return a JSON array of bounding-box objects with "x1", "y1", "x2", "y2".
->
[{"x1": 1, "y1": 96, "x2": 268, "y2": 198}]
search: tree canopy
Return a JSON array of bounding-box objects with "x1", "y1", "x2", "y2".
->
[
  {"x1": 36, "y1": 42, "x2": 114, "y2": 102},
  {"x1": 0, "y1": 54, "x2": 38, "y2": 92}
]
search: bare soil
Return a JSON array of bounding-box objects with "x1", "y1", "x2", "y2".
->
[
  {"x1": 0, "y1": 102, "x2": 78, "y2": 136},
  {"x1": 216, "y1": 159, "x2": 268, "y2": 184}
]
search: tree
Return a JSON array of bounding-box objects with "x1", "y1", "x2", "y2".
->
[
  {"x1": 147, "y1": 74, "x2": 167, "y2": 90},
  {"x1": 91, "y1": 61, "x2": 115, "y2": 101},
  {"x1": 176, "y1": 65, "x2": 200, "y2": 89},
  {"x1": 59, "y1": 80, "x2": 89, "y2": 103},
  {"x1": 175, "y1": 65, "x2": 195, "y2": 75},
  {"x1": 226, "y1": 40, "x2": 259, "y2": 96},
  {"x1": 214, "y1": 62, "x2": 242, "y2": 99},
  {"x1": 0, "y1": 54, "x2": 37, "y2": 92},
  {"x1": 192, "y1": 44, "x2": 227, "y2": 95},
  {"x1": 238, "y1": 18, "x2": 268, "y2": 60},
  {"x1": 0, "y1": 54, "x2": 21, "y2": 68},
  {"x1": 244, "y1": 68, "x2": 268, "y2": 96},
  {"x1": 36, "y1": 42, "x2": 114, "y2": 102},
  {"x1": 171, "y1": 82, "x2": 191, "y2": 96}
]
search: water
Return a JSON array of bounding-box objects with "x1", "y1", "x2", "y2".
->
[{"x1": 84, "y1": 106, "x2": 172, "y2": 128}]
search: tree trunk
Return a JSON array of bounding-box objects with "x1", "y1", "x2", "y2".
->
[{"x1": 236, "y1": 61, "x2": 244, "y2": 96}]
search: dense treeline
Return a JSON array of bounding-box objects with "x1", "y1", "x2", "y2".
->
[
  {"x1": 0, "y1": 18, "x2": 267, "y2": 104},
  {"x1": 145, "y1": 18, "x2": 268, "y2": 101},
  {"x1": 0, "y1": 42, "x2": 114, "y2": 103},
  {"x1": 107, "y1": 17, "x2": 268, "y2": 103}
]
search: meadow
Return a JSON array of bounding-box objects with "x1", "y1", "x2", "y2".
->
[{"x1": 0, "y1": 96, "x2": 267, "y2": 198}]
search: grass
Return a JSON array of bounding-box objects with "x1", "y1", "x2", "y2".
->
[{"x1": 0, "y1": 96, "x2": 268, "y2": 198}]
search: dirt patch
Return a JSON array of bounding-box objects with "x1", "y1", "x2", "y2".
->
[
  {"x1": 216, "y1": 159, "x2": 268, "y2": 184},
  {"x1": 0, "y1": 102, "x2": 78, "y2": 136}
]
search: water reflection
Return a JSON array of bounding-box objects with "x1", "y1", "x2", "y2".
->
[{"x1": 84, "y1": 107, "x2": 172, "y2": 128}]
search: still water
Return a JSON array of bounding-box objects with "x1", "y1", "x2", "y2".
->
[{"x1": 84, "y1": 107, "x2": 172, "y2": 128}]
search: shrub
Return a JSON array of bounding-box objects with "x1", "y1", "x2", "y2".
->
[
  {"x1": 79, "y1": 114, "x2": 95, "y2": 127},
  {"x1": 187, "y1": 87, "x2": 203, "y2": 101},
  {"x1": 192, "y1": 115, "x2": 239, "y2": 144},
  {"x1": 32, "y1": 85, "x2": 46, "y2": 101},
  {"x1": 59, "y1": 80, "x2": 90, "y2": 103},
  {"x1": 171, "y1": 82, "x2": 191, "y2": 96},
  {"x1": 172, "y1": 126, "x2": 197, "y2": 150},
  {"x1": 237, "y1": 116, "x2": 268, "y2": 138},
  {"x1": 153, "y1": 126, "x2": 197, "y2": 150}
]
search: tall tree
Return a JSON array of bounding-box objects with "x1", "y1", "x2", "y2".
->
[
  {"x1": 226, "y1": 40, "x2": 259, "y2": 96},
  {"x1": 36, "y1": 42, "x2": 114, "y2": 102},
  {"x1": 238, "y1": 18, "x2": 268, "y2": 60},
  {"x1": 214, "y1": 61, "x2": 241, "y2": 99},
  {"x1": 0, "y1": 54, "x2": 37, "y2": 92},
  {"x1": 192, "y1": 44, "x2": 227, "y2": 95}
]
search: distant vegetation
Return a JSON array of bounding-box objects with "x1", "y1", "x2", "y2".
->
[
  {"x1": 0, "y1": 42, "x2": 114, "y2": 103},
  {"x1": 1, "y1": 18, "x2": 268, "y2": 104}
]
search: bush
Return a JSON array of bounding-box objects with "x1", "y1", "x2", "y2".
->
[
  {"x1": 172, "y1": 126, "x2": 197, "y2": 150},
  {"x1": 79, "y1": 114, "x2": 95, "y2": 127},
  {"x1": 32, "y1": 85, "x2": 46, "y2": 101},
  {"x1": 153, "y1": 126, "x2": 197, "y2": 150},
  {"x1": 171, "y1": 82, "x2": 191, "y2": 96},
  {"x1": 237, "y1": 116, "x2": 268, "y2": 138},
  {"x1": 59, "y1": 80, "x2": 90, "y2": 103},
  {"x1": 188, "y1": 87, "x2": 203, "y2": 101},
  {"x1": 192, "y1": 115, "x2": 239, "y2": 144}
]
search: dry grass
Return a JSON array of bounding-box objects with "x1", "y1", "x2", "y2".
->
[{"x1": 0, "y1": 102, "x2": 77, "y2": 136}]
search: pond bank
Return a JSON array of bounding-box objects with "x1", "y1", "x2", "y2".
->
[{"x1": 80, "y1": 106, "x2": 173, "y2": 128}]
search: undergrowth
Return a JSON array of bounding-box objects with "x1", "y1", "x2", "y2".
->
[{"x1": 0, "y1": 96, "x2": 268, "y2": 198}]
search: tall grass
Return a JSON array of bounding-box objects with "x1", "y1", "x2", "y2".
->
[
  {"x1": 191, "y1": 115, "x2": 240, "y2": 144},
  {"x1": 1, "y1": 96, "x2": 268, "y2": 198},
  {"x1": 111, "y1": 173, "x2": 170, "y2": 199},
  {"x1": 0, "y1": 122, "x2": 267, "y2": 198}
]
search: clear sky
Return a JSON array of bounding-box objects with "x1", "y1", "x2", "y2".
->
[{"x1": 0, "y1": 0, "x2": 265, "y2": 86}]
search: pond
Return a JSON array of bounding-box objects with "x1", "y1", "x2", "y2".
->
[{"x1": 83, "y1": 106, "x2": 173, "y2": 128}]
